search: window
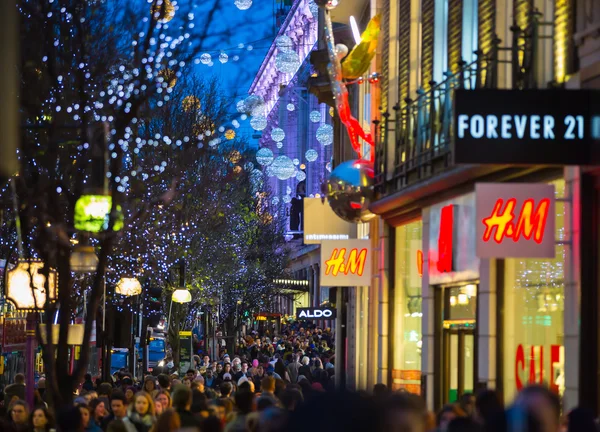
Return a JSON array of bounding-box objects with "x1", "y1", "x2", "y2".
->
[
  {"x1": 393, "y1": 220, "x2": 423, "y2": 393},
  {"x1": 433, "y1": 0, "x2": 449, "y2": 84},
  {"x1": 503, "y1": 179, "x2": 565, "y2": 403},
  {"x1": 461, "y1": 0, "x2": 478, "y2": 64}
]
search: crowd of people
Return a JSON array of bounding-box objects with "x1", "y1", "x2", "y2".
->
[{"x1": 0, "y1": 322, "x2": 596, "y2": 432}]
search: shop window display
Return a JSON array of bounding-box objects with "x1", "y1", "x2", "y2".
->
[
  {"x1": 393, "y1": 221, "x2": 423, "y2": 393},
  {"x1": 503, "y1": 179, "x2": 565, "y2": 403}
]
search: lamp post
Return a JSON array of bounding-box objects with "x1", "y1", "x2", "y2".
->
[
  {"x1": 114, "y1": 276, "x2": 141, "y2": 376},
  {"x1": 5, "y1": 260, "x2": 58, "y2": 407}
]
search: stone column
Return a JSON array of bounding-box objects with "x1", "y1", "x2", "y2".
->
[
  {"x1": 478, "y1": 258, "x2": 497, "y2": 389},
  {"x1": 421, "y1": 207, "x2": 435, "y2": 409}
]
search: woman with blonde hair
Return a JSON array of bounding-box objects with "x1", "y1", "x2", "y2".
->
[
  {"x1": 126, "y1": 391, "x2": 156, "y2": 432},
  {"x1": 154, "y1": 390, "x2": 172, "y2": 414}
]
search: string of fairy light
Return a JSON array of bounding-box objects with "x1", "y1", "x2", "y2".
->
[{"x1": 4, "y1": 0, "x2": 292, "y2": 319}]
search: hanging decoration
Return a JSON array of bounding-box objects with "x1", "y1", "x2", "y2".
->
[
  {"x1": 309, "y1": 111, "x2": 321, "y2": 123},
  {"x1": 158, "y1": 68, "x2": 177, "y2": 88},
  {"x1": 305, "y1": 149, "x2": 318, "y2": 162},
  {"x1": 270, "y1": 156, "x2": 296, "y2": 180},
  {"x1": 219, "y1": 52, "x2": 229, "y2": 64},
  {"x1": 151, "y1": 0, "x2": 175, "y2": 23},
  {"x1": 234, "y1": 0, "x2": 253, "y2": 10},
  {"x1": 275, "y1": 51, "x2": 301, "y2": 74},
  {"x1": 181, "y1": 95, "x2": 200, "y2": 112},
  {"x1": 341, "y1": 15, "x2": 381, "y2": 80},
  {"x1": 256, "y1": 148, "x2": 274, "y2": 166},
  {"x1": 296, "y1": 171, "x2": 306, "y2": 181},
  {"x1": 271, "y1": 128, "x2": 285, "y2": 142},
  {"x1": 316, "y1": 124, "x2": 333, "y2": 145},
  {"x1": 325, "y1": 160, "x2": 375, "y2": 223},
  {"x1": 287, "y1": 103, "x2": 295, "y2": 111},
  {"x1": 225, "y1": 129, "x2": 236, "y2": 140},
  {"x1": 200, "y1": 53, "x2": 212, "y2": 64},
  {"x1": 250, "y1": 115, "x2": 267, "y2": 131}
]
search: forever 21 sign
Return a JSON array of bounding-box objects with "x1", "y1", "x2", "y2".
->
[{"x1": 453, "y1": 89, "x2": 600, "y2": 165}]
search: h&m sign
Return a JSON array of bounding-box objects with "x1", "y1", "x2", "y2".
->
[
  {"x1": 296, "y1": 307, "x2": 336, "y2": 320},
  {"x1": 320, "y1": 239, "x2": 372, "y2": 287},
  {"x1": 475, "y1": 183, "x2": 555, "y2": 258},
  {"x1": 453, "y1": 89, "x2": 600, "y2": 165}
]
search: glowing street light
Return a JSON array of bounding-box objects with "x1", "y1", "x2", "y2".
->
[{"x1": 115, "y1": 277, "x2": 142, "y2": 297}]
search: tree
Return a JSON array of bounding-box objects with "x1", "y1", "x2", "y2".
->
[{"x1": 3, "y1": 0, "x2": 262, "y2": 409}]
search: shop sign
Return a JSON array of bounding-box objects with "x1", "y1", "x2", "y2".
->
[
  {"x1": 320, "y1": 239, "x2": 372, "y2": 286},
  {"x1": 475, "y1": 183, "x2": 555, "y2": 258},
  {"x1": 179, "y1": 330, "x2": 192, "y2": 373},
  {"x1": 454, "y1": 89, "x2": 600, "y2": 165},
  {"x1": 296, "y1": 307, "x2": 336, "y2": 320},
  {"x1": 303, "y1": 198, "x2": 357, "y2": 244},
  {"x1": 428, "y1": 193, "x2": 479, "y2": 285},
  {"x1": 515, "y1": 344, "x2": 562, "y2": 394}
]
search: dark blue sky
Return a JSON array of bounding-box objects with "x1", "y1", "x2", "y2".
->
[{"x1": 193, "y1": 1, "x2": 277, "y2": 103}]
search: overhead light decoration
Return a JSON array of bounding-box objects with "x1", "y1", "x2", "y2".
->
[
  {"x1": 115, "y1": 277, "x2": 142, "y2": 297},
  {"x1": 271, "y1": 128, "x2": 285, "y2": 142},
  {"x1": 270, "y1": 156, "x2": 296, "y2": 180},
  {"x1": 181, "y1": 96, "x2": 201, "y2": 112},
  {"x1": 172, "y1": 288, "x2": 192, "y2": 303},
  {"x1": 274, "y1": 51, "x2": 301, "y2": 74},
  {"x1": 316, "y1": 124, "x2": 334, "y2": 145},
  {"x1": 219, "y1": 52, "x2": 229, "y2": 64},
  {"x1": 74, "y1": 193, "x2": 124, "y2": 233},
  {"x1": 158, "y1": 69, "x2": 177, "y2": 88},
  {"x1": 296, "y1": 171, "x2": 306, "y2": 181},
  {"x1": 309, "y1": 111, "x2": 321, "y2": 123},
  {"x1": 287, "y1": 103, "x2": 295, "y2": 111},
  {"x1": 275, "y1": 36, "x2": 293, "y2": 52},
  {"x1": 250, "y1": 115, "x2": 267, "y2": 131},
  {"x1": 234, "y1": 0, "x2": 253, "y2": 10},
  {"x1": 305, "y1": 149, "x2": 318, "y2": 162},
  {"x1": 200, "y1": 53, "x2": 212, "y2": 64},
  {"x1": 256, "y1": 148, "x2": 274, "y2": 166},
  {"x1": 151, "y1": 0, "x2": 175, "y2": 23},
  {"x1": 6, "y1": 260, "x2": 58, "y2": 310}
]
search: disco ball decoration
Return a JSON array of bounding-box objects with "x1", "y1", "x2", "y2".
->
[
  {"x1": 305, "y1": 149, "x2": 318, "y2": 162},
  {"x1": 244, "y1": 162, "x2": 254, "y2": 171},
  {"x1": 244, "y1": 95, "x2": 265, "y2": 116},
  {"x1": 250, "y1": 115, "x2": 267, "y2": 131},
  {"x1": 276, "y1": 36, "x2": 294, "y2": 52},
  {"x1": 293, "y1": 158, "x2": 300, "y2": 165},
  {"x1": 225, "y1": 129, "x2": 236, "y2": 140},
  {"x1": 234, "y1": 0, "x2": 252, "y2": 10},
  {"x1": 151, "y1": 0, "x2": 175, "y2": 23},
  {"x1": 256, "y1": 147, "x2": 274, "y2": 166},
  {"x1": 283, "y1": 195, "x2": 292, "y2": 204},
  {"x1": 272, "y1": 196, "x2": 280, "y2": 205},
  {"x1": 275, "y1": 51, "x2": 301, "y2": 74},
  {"x1": 271, "y1": 128, "x2": 285, "y2": 142},
  {"x1": 325, "y1": 160, "x2": 375, "y2": 223},
  {"x1": 276, "y1": 142, "x2": 283, "y2": 149},
  {"x1": 309, "y1": 111, "x2": 321, "y2": 123},
  {"x1": 200, "y1": 53, "x2": 212, "y2": 64},
  {"x1": 296, "y1": 171, "x2": 306, "y2": 181},
  {"x1": 236, "y1": 100, "x2": 246, "y2": 113},
  {"x1": 219, "y1": 52, "x2": 229, "y2": 64},
  {"x1": 316, "y1": 124, "x2": 334, "y2": 145},
  {"x1": 270, "y1": 156, "x2": 296, "y2": 180},
  {"x1": 181, "y1": 95, "x2": 200, "y2": 112},
  {"x1": 287, "y1": 103, "x2": 295, "y2": 111},
  {"x1": 266, "y1": 165, "x2": 275, "y2": 177}
]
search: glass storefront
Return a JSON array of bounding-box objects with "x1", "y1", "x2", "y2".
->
[
  {"x1": 393, "y1": 220, "x2": 423, "y2": 393},
  {"x1": 503, "y1": 179, "x2": 565, "y2": 403}
]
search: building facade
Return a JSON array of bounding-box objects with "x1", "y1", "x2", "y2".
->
[{"x1": 368, "y1": 0, "x2": 593, "y2": 413}]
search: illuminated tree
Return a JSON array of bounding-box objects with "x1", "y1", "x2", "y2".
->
[{"x1": 3, "y1": 0, "x2": 267, "y2": 409}]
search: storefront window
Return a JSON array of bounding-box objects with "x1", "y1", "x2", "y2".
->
[
  {"x1": 503, "y1": 179, "x2": 565, "y2": 403},
  {"x1": 393, "y1": 220, "x2": 423, "y2": 393}
]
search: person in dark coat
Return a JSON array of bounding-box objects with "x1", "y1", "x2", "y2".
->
[{"x1": 171, "y1": 385, "x2": 202, "y2": 432}]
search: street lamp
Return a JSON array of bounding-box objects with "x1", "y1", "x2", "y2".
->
[
  {"x1": 172, "y1": 288, "x2": 192, "y2": 304},
  {"x1": 70, "y1": 245, "x2": 99, "y2": 273},
  {"x1": 6, "y1": 259, "x2": 58, "y2": 408},
  {"x1": 115, "y1": 277, "x2": 142, "y2": 296}
]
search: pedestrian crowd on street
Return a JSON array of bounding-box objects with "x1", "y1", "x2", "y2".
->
[{"x1": 0, "y1": 321, "x2": 596, "y2": 432}]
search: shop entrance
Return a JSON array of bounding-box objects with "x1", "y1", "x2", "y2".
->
[
  {"x1": 435, "y1": 283, "x2": 478, "y2": 406},
  {"x1": 443, "y1": 327, "x2": 475, "y2": 403}
]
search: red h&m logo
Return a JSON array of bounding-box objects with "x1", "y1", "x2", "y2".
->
[
  {"x1": 482, "y1": 198, "x2": 551, "y2": 244},
  {"x1": 437, "y1": 205, "x2": 455, "y2": 273}
]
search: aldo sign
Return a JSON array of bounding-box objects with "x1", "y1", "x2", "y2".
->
[
  {"x1": 297, "y1": 307, "x2": 336, "y2": 320},
  {"x1": 453, "y1": 89, "x2": 600, "y2": 165},
  {"x1": 475, "y1": 183, "x2": 555, "y2": 258},
  {"x1": 320, "y1": 239, "x2": 372, "y2": 286}
]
